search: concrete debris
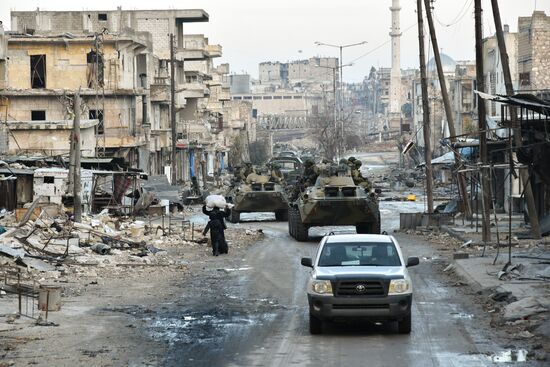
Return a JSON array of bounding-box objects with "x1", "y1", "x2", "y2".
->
[{"x1": 503, "y1": 297, "x2": 548, "y2": 321}]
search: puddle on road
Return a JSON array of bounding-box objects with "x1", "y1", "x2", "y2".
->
[
  {"x1": 489, "y1": 350, "x2": 528, "y2": 363},
  {"x1": 450, "y1": 312, "x2": 474, "y2": 319},
  {"x1": 147, "y1": 310, "x2": 277, "y2": 346}
]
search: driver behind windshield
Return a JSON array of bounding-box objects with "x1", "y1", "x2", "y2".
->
[{"x1": 318, "y1": 243, "x2": 401, "y2": 267}]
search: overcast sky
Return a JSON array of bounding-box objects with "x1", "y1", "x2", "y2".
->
[{"x1": 1, "y1": 0, "x2": 548, "y2": 82}]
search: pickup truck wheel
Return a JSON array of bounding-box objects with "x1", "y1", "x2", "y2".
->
[
  {"x1": 229, "y1": 209, "x2": 240, "y2": 223},
  {"x1": 398, "y1": 312, "x2": 411, "y2": 334},
  {"x1": 309, "y1": 313, "x2": 323, "y2": 334}
]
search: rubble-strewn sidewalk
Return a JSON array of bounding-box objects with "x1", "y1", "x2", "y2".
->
[
  {"x1": 0, "y1": 204, "x2": 264, "y2": 365},
  {"x1": 402, "y1": 223, "x2": 550, "y2": 362}
]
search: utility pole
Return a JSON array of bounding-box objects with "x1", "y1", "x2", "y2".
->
[
  {"x1": 424, "y1": 0, "x2": 471, "y2": 219},
  {"x1": 417, "y1": 0, "x2": 434, "y2": 213},
  {"x1": 475, "y1": 0, "x2": 492, "y2": 243},
  {"x1": 73, "y1": 92, "x2": 82, "y2": 223},
  {"x1": 170, "y1": 33, "x2": 177, "y2": 186},
  {"x1": 490, "y1": 0, "x2": 541, "y2": 239}
]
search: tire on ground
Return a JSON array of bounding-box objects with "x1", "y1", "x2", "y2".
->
[
  {"x1": 398, "y1": 312, "x2": 411, "y2": 334},
  {"x1": 229, "y1": 209, "x2": 240, "y2": 223},
  {"x1": 309, "y1": 313, "x2": 323, "y2": 334},
  {"x1": 289, "y1": 207, "x2": 308, "y2": 241},
  {"x1": 275, "y1": 209, "x2": 288, "y2": 221}
]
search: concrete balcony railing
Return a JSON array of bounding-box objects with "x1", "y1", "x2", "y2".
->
[
  {"x1": 206, "y1": 44, "x2": 222, "y2": 58},
  {"x1": 180, "y1": 82, "x2": 210, "y2": 99},
  {"x1": 176, "y1": 48, "x2": 207, "y2": 61},
  {"x1": 150, "y1": 83, "x2": 170, "y2": 103}
]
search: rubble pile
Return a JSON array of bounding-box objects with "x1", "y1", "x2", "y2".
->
[{"x1": 0, "y1": 205, "x2": 264, "y2": 293}]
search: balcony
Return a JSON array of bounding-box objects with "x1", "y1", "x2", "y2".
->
[
  {"x1": 206, "y1": 44, "x2": 222, "y2": 58},
  {"x1": 150, "y1": 83, "x2": 170, "y2": 103},
  {"x1": 176, "y1": 48, "x2": 207, "y2": 61},
  {"x1": 179, "y1": 83, "x2": 210, "y2": 99}
]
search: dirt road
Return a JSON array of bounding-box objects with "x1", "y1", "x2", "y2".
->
[{"x1": 147, "y1": 210, "x2": 538, "y2": 366}]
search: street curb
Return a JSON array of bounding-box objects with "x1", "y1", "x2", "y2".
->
[
  {"x1": 448, "y1": 258, "x2": 487, "y2": 295},
  {"x1": 440, "y1": 225, "x2": 471, "y2": 243}
]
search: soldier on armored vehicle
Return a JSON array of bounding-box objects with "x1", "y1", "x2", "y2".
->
[
  {"x1": 226, "y1": 165, "x2": 289, "y2": 223},
  {"x1": 288, "y1": 161, "x2": 381, "y2": 241}
]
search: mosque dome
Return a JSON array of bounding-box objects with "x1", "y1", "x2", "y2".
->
[{"x1": 427, "y1": 53, "x2": 456, "y2": 73}]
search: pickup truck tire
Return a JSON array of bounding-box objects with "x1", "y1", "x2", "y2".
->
[
  {"x1": 309, "y1": 313, "x2": 323, "y2": 334},
  {"x1": 398, "y1": 312, "x2": 411, "y2": 334}
]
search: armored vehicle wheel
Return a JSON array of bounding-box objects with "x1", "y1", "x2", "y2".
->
[
  {"x1": 275, "y1": 209, "x2": 288, "y2": 221},
  {"x1": 356, "y1": 222, "x2": 380, "y2": 234},
  {"x1": 229, "y1": 209, "x2": 240, "y2": 223},
  {"x1": 288, "y1": 208, "x2": 295, "y2": 236},
  {"x1": 289, "y1": 207, "x2": 308, "y2": 242}
]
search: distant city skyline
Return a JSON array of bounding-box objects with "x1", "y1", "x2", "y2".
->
[{"x1": 1, "y1": 0, "x2": 547, "y2": 82}]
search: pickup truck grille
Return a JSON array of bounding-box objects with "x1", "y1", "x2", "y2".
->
[
  {"x1": 332, "y1": 304, "x2": 389, "y2": 310},
  {"x1": 335, "y1": 281, "x2": 385, "y2": 296}
]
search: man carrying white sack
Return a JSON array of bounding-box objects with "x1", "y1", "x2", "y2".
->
[{"x1": 202, "y1": 195, "x2": 232, "y2": 256}]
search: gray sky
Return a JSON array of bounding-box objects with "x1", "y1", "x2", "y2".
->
[{"x1": 1, "y1": 0, "x2": 548, "y2": 82}]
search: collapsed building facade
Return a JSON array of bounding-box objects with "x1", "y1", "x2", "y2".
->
[{"x1": 0, "y1": 8, "x2": 256, "y2": 187}]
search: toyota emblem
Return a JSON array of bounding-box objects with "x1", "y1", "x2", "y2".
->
[{"x1": 355, "y1": 284, "x2": 366, "y2": 293}]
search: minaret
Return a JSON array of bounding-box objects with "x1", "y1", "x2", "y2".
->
[{"x1": 389, "y1": 0, "x2": 402, "y2": 130}]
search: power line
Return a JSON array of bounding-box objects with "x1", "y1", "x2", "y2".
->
[
  {"x1": 349, "y1": 22, "x2": 418, "y2": 64},
  {"x1": 433, "y1": 0, "x2": 474, "y2": 28}
]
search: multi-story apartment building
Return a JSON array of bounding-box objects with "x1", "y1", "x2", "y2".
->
[
  {"x1": 3, "y1": 8, "x2": 254, "y2": 182},
  {"x1": 518, "y1": 11, "x2": 550, "y2": 93},
  {"x1": 483, "y1": 25, "x2": 519, "y2": 117},
  {"x1": 0, "y1": 29, "x2": 152, "y2": 168}
]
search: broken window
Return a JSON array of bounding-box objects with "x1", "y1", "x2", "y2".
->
[
  {"x1": 31, "y1": 110, "x2": 46, "y2": 121},
  {"x1": 98, "y1": 13, "x2": 108, "y2": 21},
  {"x1": 87, "y1": 50, "x2": 104, "y2": 88},
  {"x1": 89, "y1": 109, "x2": 104, "y2": 135},
  {"x1": 519, "y1": 72, "x2": 531, "y2": 87},
  {"x1": 44, "y1": 176, "x2": 55, "y2": 184},
  {"x1": 30, "y1": 55, "x2": 46, "y2": 89}
]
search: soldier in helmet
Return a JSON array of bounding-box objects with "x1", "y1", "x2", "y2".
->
[
  {"x1": 351, "y1": 160, "x2": 372, "y2": 190},
  {"x1": 239, "y1": 162, "x2": 254, "y2": 181},
  {"x1": 303, "y1": 159, "x2": 319, "y2": 187},
  {"x1": 270, "y1": 163, "x2": 285, "y2": 184}
]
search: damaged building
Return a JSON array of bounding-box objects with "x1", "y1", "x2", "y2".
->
[{"x1": 1, "y1": 8, "x2": 256, "y2": 186}]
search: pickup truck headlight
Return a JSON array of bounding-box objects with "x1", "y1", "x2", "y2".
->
[
  {"x1": 388, "y1": 279, "x2": 411, "y2": 295},
  {"x1": 310, "y1": 280, "x2": 333, "y2": 295}
]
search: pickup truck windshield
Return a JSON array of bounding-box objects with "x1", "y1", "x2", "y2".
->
[{"x1": 318, "y1": 242, "x2": 401, "y2": 267}]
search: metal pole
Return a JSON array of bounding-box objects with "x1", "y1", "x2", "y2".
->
[
  {"x1": 170, "y1": 33, "x2": 177, "y2": 186},
  {"x1": 417, "y1": 0, "x2": 434, "y2": 213},
  {"x1": 424, "y1": 0, "x2": 471, "y2": 219},
  {"x1": 340, "y1": 46, "x2": 344, "y2": 157},
  {"x1": 475, "y1": 0, "x2": 492, "y2": 242},
  {"x1": 73, "y1": 92, "x2": 82, "y2": 223},
  {"x1": 490, "y1": 0, "x2": 541, "y2": 239}
]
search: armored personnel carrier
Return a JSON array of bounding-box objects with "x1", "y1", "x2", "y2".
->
[
  {"x1": 226, "y1": 173, "x2": 289, "y2": 223},
  {"x1": 288, "y1": 167, "x2": 380, "y2": 241}
]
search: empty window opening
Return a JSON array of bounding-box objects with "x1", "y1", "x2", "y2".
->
[
  {"x1": 30, "y1": 55, "x2": 46, "y2": 88},
  {"x1": 44, "y1": 176, "x2": 55, "y2": 184},
  {"x1": 89, "y1": 109, "x2": 104, "y2": 135},
  {"x1": 98, "y1": 13, "x2": 108, "y2": 21},
  {"x1": 87, "y1": 50, "x2": 104, "y2": 88},
  {"x1": 31, "y1": 110, "x2": 46, "y2": 121}
]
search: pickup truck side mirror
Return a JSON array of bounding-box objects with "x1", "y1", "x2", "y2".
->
[
  {"x1": 406, "y1": 256, "x2": 420, "y2": 267},
  {"x1": 301, "y1": 257, "x2": 313, "y2": 268}
]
